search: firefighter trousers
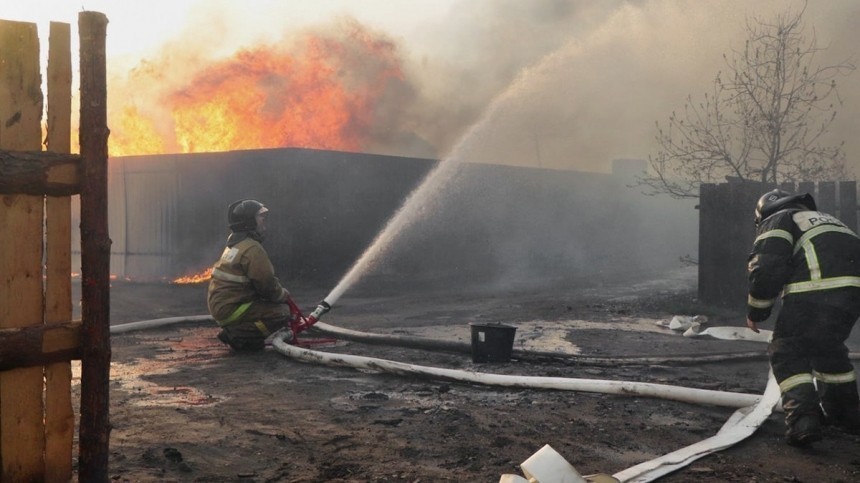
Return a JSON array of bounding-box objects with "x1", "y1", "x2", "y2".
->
[
  {"x1": 217, "y1": 300, "x2": 293, "y2": 351},
  {"x1": 770, "y1": 294, "x2": 860, "y2": 433}
]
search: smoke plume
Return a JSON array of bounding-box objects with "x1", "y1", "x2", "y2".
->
[{"x1": 106, "y1": 0, "x2": 860, "y2": 174}]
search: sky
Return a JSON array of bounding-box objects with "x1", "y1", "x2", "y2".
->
[
  {"x1": 3, "y1": 0, "x2": 860, "y2": 175},
  {"x1": 1, "y1": 1, "x2": 455, "y2": 56}
]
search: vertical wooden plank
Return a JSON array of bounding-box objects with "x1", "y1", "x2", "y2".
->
[
  {"x1": 0, "y1": 19, "x2": 46, "y2": 481},
  {"x1": 45, "y1": 21, "x2": 74, "y2": 483},
  {"x1": 707, "y1": 184, "x2": 733, "y2": 305},
  {"x1": 839, "y1": 181, "x2": 857, "y2": 232},
  {"x1": 78, "y1": 11, "x2": 111, "y2": 482},
  {"x1": 697, "y1": 183, "x2": 715, "y2": 303},
  {"x1": 702, "y1": 182, "x2": 770, "y2": 307},
  {"x1": 819, "y1": 181, "x2": 837, "y2": 215},
  {"x1": 737, "y1": 183, "x2": 766, "y2": 303},
  {"x1": 723, "y1": 182, "x2": 754, "y2": 306},
  {"x1": 797, "y1": 181, "x2": 815, "y2": 198},
  {"x1": 711, "y1": 183, "x2": 732, "y2": 306}
]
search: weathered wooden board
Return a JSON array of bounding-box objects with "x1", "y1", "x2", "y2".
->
[
  {"x1": 0, "y1": 196, "x2": 47, "y2": 480},
  {"x1": 0, "y1": 149, "x2": 80, "y2": 195},
  {"x1": 0, "y1": 19, "x2": 46, "y2": 480},
  {"x1": 45, "y1": 21, "x2": 75, "y2": 483},
  {"x1": 0, "y1": 322, "x2": 81, "y2": 370}
]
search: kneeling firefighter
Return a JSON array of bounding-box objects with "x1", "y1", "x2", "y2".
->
[
  {"x1": 208, "y1": 199, "x2": 296, "y2": 351},
  {"x1": 747, "y1": 189, "x2": 860, "y2": 446}
]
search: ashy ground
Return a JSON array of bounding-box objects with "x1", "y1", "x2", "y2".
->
[{"x1": 78, "y1": 268, "x2": 860, "y2": 482}]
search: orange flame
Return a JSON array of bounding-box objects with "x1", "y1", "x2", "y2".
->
[
  {"x1": 172, "y1": 267, "x2": 213, "y2": 284},
  {"x1": 110, "y1": 106, "x2": 166, "y2": 156},
  {"x1": 108, "y1": 20, "x2": 406, "y2": 156}
]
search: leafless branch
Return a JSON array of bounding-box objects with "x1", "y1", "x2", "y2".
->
[{"x1": 635, "y1": 2, "x2": 855, "y2": 198}]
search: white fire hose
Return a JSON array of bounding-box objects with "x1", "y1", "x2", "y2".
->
[
  {"x1": 111, "y1": 316, "x2": 785, "y2": 482},
  {"x1": 110, "y1": 315, "x2": 214, "y2": 334},
  {"x1": 269, "y1": 332, "x2": 767, "y2": 408},
  {"x1": 267, "y1": 331, "x2": 780, "y2": 483},
  {"x1": 497, "y1": 371, "x2": 780, "y2": 483}
]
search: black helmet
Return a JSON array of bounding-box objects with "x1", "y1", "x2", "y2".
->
[
  {"x1": 227, "y1": 199, "x2": 268, "y2": 232},
  {"x1": 754, "y1": 189, "x2": 816, "y2": 225}
]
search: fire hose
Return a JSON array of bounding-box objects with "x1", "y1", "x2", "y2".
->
[
  {"x1": 108, "y1": 310, "x2": 795, "y2": 483},
  {"x1": 267, "y1": 332, "x2": 768, "y2": 408},
  {"x1": 268, "y1": 307, "x2": 784, "y2": 483},
  {"x1": 498, "y1": 371, "x2": 782, "y2": 483},
  {"x1": 308, "y1": 321, "x2": 771, "y2": 366},
  {"x1": 108, "y1": 312, "x2": 776, "y2": 410},
  {"x1": 110, "y1": 313, "x2": 774, "y2": 365},
  {"x1": 267, "y1": 328, "x2": 781, "y2": 483}
]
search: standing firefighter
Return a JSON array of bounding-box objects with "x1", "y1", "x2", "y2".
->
[
  {"x1": 208, "y1": 199, "x2": 295, "y2": 351},
  {"x1": 747, "y1": 189, "x2": 860, "y2": 446}
]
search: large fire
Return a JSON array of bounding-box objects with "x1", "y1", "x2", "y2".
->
[{"x1": 107, "y1": 19, "x2": 407, "y2": 157}]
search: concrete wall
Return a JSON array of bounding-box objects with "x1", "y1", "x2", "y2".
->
[{"x1": 72, "y1": 148, "x2": 698, "y2": 290}]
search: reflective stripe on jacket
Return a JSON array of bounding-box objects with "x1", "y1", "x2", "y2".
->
[
  {"x1": 207, "y1": 237, "x2": 289, "y2": 323},
  {"x1": 747, "y1": 209, "x2": 860, "y2": 321}
]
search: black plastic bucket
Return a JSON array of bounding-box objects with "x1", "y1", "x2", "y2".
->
[{"x1": 469, "y1": 323, "x2": 517, "y2": 363}]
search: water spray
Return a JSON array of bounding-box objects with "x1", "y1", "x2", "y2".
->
[
  {"x1": 308, "y1": 72, "x2": 532, "y2": 316},
  {"x1": 278, "y1": 161, "x2": 461, "y2": 345},
  {"x1": 286, "y1": 44, "x2": 599, "y2": 342}
]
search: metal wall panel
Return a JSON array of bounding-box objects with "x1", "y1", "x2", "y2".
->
[{"x1": 73, "y1": 148, "x2": 699, "y2": 288}]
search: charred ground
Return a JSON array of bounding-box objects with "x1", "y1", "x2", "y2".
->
[{"x1": 83, "y1": 269, "x2": 860, "y2": 482}]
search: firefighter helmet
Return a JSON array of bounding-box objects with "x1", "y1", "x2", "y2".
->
[
  {"x1": 227, "y1": 199, "x2": 269, "y2": 232},
  {"x1": 754, "y1": 189, "x2": 816, "y2": 225}
]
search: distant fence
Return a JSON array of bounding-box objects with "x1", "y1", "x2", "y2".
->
[{"x1": 698, "y1": 180, "x2": 859, "y2": 307}]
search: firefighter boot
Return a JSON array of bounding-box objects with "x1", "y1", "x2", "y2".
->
[
  {"x1": 216, "y1": 329, "x2": 264, "y2": 352},
  {"x1": 782, "y1": 385, "x2": 823, "y2": 447},
  {"x1": 818, "y1": 380, "x2": 860, "y2": 435},
  {"x1": 217, "y1": 329, "x2": 231, "y2": 347}
]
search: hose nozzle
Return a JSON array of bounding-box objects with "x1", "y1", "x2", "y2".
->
[{"x1": 306, "y1": 300, "x2": 331, "y2": 325}]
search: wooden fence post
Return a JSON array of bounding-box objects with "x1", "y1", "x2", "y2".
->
[
  {"x1": 839, "y1": 181, "x2": 857, "y2": 232},
  {"x1": 0, "y1": 19, "x2": 47, "y2": 481},
  {"x1": 78, "y1": 11, "x2": 111, "y2": 482}
]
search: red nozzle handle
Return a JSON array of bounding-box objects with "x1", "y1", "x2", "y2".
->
[{"x1": 286, "y1": 299, "x2": 330, "y2": 338}]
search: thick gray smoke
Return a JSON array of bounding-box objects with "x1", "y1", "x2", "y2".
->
[{"x1": 398, "y1": 0, "x2": 860, "y2": 173}]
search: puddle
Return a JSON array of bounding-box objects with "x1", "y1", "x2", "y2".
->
[{"x1": 74, "y1": 327, "x2": 225, "y2": 408}]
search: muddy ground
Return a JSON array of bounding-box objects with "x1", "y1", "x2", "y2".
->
[{"x1": 79, "y1": 268, "x2": 860, "y2": 482}]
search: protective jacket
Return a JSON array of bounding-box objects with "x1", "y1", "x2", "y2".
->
[
  {"x1": 747, "y1": 209, "x2": 860, "y2": 322},
  {"x1": 207, "y1": 236, "x2": 290, "y2": 324}
]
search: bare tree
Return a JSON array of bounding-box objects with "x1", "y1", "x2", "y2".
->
[{"x1": 638, "y1": 5, "x2": 855, "y2": 198}]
